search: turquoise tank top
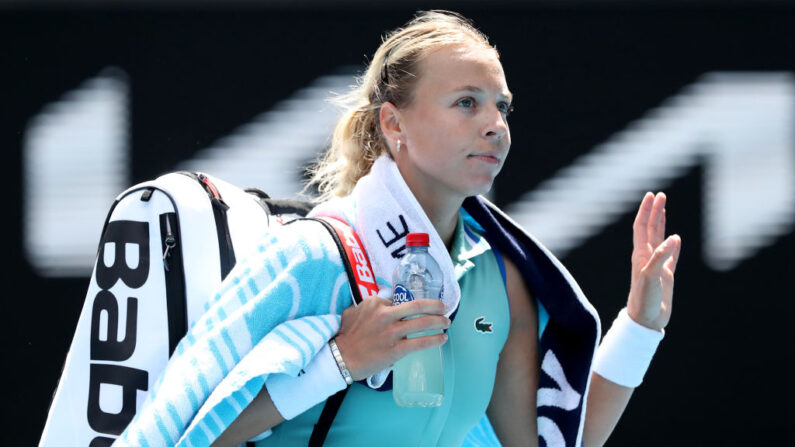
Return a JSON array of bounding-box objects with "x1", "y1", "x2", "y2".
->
[{"x1": 262, "y1": 209, "x2": 547, "y2": 446}]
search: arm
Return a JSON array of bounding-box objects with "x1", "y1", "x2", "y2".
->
[
  {"x1": 487, "y1": 256, "x2": 539, "y2": 447},
  {"x1": 211, "y1": 386, "x2": 285, "y2": 447},
  {"x1": 583, "y1": 192, "x2": 682, "y2": 446},
  {"x1": 211, "y1": 296, "x2": 450, "y2": 447},
  {"x1": 212, "y1": 342, "x2": 349, "y2": 446},
  {"x1": 582, "y1": 373, "x2": 634, "y2": 447}
]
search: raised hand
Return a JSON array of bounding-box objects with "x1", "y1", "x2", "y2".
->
[
  {"x1": 333, "y1": 294, "x2": 450, "y2": 381},
  {"x1": 626, "y1": 192, "x2": 682, "y2": 331}
]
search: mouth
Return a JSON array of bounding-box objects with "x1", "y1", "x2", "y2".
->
[{"x1": 468, "y1": 154, "x2": 501, "y2": 165}]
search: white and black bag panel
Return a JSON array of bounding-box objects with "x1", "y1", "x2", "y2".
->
[
  {"x1": 39, "y1": 171, "x2": 280, "y2": 446},
  {"x1": 40, "y1": 184, "x2": 192, "y2": 446}
]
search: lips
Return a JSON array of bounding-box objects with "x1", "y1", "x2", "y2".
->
[{"x1": 468, "y1": 154, "x2": 501, "y2": 164}]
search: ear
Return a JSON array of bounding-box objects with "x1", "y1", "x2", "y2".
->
[{"x1": 379, "y1": 102, "x2": 403, "y2": 150}]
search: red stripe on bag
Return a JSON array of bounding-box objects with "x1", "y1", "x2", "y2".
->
[
  {"x1": 318, "y1": 217, "x2": 380, "y2": 305},
  {"x1": 199, "y1": 174, "x2": 221, "y2": 199}
]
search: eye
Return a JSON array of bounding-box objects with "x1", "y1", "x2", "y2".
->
[
  {"x1": 498, "y1": 102, "x2": 514, "y2": 116},
  {"x1": 456, "y1": 97, "x2": 475, "y2": 108}
]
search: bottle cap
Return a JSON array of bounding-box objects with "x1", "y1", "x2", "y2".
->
[{"x1": 406, "y1": 232, "x2": 430, "y2": 247}]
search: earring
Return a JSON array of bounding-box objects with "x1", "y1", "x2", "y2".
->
[{"x1": 396, "y1": 139, "x2": 402, "y2": 152}]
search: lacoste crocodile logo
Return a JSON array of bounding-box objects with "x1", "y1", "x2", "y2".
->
[{"x1": 474, "y1": 316, "x2": 493, "y2": 334}]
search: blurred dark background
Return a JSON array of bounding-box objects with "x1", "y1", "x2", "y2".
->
[{"x1": 3, "y1": 1, "x2": 794, "y2": 445}]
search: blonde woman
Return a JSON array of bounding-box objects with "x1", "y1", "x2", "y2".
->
[{"x1": 118, "y1": 10, "x2": 681, "y2": 447}]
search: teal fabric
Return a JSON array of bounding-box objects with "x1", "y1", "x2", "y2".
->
[
  {"x1": 461, "y1": 209, "x2": 548, "y2": 340},
  {"x1": 260, "y1": 209, "x2": 551, "y2": 446},
  {"x1": 264, "y1": 210, "x2": 511, "y2": 446},
  {"x1": 461, "y1": 211, "x2": 549, "y2": 447}
]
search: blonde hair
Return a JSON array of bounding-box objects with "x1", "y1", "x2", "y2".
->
[{"x1": 304, "y1": 10, "x2": 497, "y2": 202}]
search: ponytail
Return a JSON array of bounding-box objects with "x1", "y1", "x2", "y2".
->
[{"x1": 304, "y1": 10, "x2": 496, "y2": 202}]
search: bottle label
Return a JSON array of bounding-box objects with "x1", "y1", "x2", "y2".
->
[{"x1": 392, "y1": 284, "x2": 413, "y2": 306}]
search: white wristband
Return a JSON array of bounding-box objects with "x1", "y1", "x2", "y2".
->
[
  {"x1": 592, "y1": 308, "x2": 664, "y2": 388},
  {"x1": 264, "y1": 343, "x2": 347, "y2": 420}
]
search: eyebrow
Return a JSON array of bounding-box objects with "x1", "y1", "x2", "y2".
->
[{"x1": 450, "y1": 85, "x2": 514, "y2": 102}]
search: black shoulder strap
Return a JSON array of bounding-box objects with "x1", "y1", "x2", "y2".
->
[
  {"x1": 309, "y1": 388, "x2": 348, "y2": 446},
  {"x1": 301, "y1": 217, "x2": 366, "y2": 446}
]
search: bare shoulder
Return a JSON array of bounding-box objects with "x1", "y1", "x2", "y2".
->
[
  {"x1": 488, "y1": 253, "x2": 541, "y2": 445},
  {"x1": 501, "y1": 254, "x2": 536, "y2": 329}
]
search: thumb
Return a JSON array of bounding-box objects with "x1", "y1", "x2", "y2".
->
[{"x1": 645, "y1": 236, "x2": 677, "y2": 274}]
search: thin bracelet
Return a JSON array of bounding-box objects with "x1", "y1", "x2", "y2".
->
[{"x1": 328, "y1": 338, "x2": 354, "y2": 386}]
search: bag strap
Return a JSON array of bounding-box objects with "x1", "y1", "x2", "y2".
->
[
  {"x1": 300, "y1": 216, "x2": 378, "y2": 446},
  {"x1": 309, "y1": 216, "x2": 379, "y2": 305}
]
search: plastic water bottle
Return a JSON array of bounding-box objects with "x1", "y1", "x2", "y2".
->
[{"x1": 392, "y1": 232, "x2": 445, "y2": 407}]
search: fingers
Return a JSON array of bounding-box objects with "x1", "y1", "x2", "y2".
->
[
  {"x1": 350, "y1": 296, "x2": 393, "y2": 317},
  {"x1": 337, "y1": 295, "x2": 450, "y2": 380},
  {"x1": 647, "y1": 192, "x2": 667, "y2": 248},
  {"x1": 392, "y1": 298, "x2": 447, "y2": 320},
  {"x1": 664, "y1": 234, "x2": 682, "y2": 273},
  {"x1": 396, "y1": 314, "x2": 451, "y2": 338},
  {"x1": 398, "y1": 332, "x2": 448, "y2": 357},
  {"x1": 644, "y1": 234, "x2": 678, "y2": 275},
  {"x1": 633, "y1": 192, "x2": 655, "y2": 250},
  {"x1": 633, "y1": 191, "x2": 668, "y2": 251}
]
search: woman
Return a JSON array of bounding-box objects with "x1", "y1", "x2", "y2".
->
[{"x1": 118, "y1": 10, "x2": 681, "y2": 447}]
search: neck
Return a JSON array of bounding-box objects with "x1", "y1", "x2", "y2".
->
[
  {"x1": 420, "y1": 198, "x2": 460, "y2": 252},
  {"x1": 398, "y1": 173, "x2": 462, "y2": 251}
]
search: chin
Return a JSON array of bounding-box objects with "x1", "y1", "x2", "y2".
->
[{"x1": 461, "y1": 179, "x2": 495, "y2": 198}]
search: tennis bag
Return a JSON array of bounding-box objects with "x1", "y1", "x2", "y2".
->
[{"x1": 39, "y1": 171, "x2": 365, "y2": 446}]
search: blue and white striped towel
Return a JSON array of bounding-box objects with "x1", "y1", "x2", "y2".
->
[{"x1": 114, "y1": 220, "x2": 352, "y2": 447}]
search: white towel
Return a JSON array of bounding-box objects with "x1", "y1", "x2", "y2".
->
[
  {"x1": 309, "y1": 155, "x2": 461, "y2": 316},
  {"x1": 309, "y1": 155, "x2": 462, "y2": 389}
]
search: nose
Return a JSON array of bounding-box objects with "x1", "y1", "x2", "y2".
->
[{"x1": 482, "y1": 106, "x2": 509, "y2": 145}]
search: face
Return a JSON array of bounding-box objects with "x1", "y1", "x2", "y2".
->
[{"x1": 393, "y1": 44, "x2": 512, "y2": 202}]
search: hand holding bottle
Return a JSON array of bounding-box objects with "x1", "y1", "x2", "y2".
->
[{"x1": 333, "y1": 294, "x2": 450, "y2": 382}]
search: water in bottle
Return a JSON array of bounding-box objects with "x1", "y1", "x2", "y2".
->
[{"x1": 392, "y1": 232, "x2": 445, "y2": 407}]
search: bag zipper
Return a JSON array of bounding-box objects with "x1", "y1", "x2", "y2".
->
[
  {"x1": 162, "y1": 215, "x2": 176, "y2": 271},
  {"x1": 160, "y1": 212, "x2": 187, "y2": 355},
  {"x1": 177, "y1": 171, "x2": 237, "y2": 280}
]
